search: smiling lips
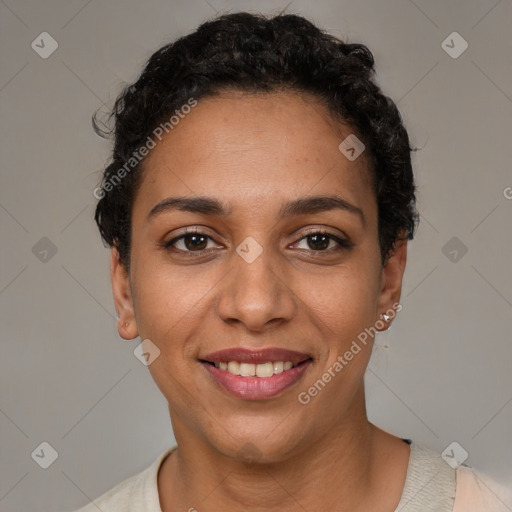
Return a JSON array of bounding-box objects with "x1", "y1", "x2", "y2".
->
[{"x1": 200, "y1": 347, "x2": 313, "y2": 400}]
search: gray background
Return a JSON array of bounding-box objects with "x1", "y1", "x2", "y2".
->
[{"x1": 1, "y1": 0, "x2": 511, "y2": 510}]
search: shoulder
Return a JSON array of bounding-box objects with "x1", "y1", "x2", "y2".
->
[
  {"x1": 453, "y1": 465, "x2": 512, "y2": 512},
  {"x1": 71, "y1": 446, "x2": 176, "y2": 512},
  {"x1": 396, "y1": 440, "x2": 511, "y2": 512},
  {"x1": 394, "y1": 441, "x2": 456, "y2": 512}
]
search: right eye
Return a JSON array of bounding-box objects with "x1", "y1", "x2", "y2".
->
[{"x1": 163, "y1": 229, "x2": 222, "y2": 254}]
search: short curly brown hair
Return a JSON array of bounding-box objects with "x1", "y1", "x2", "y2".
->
[{"x1": 93, "y1": 11, "x2": 419, "y2": 270}]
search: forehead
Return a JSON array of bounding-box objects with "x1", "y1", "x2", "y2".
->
[{"x1": 134, "y1": 90, "x2": 375, "y2": 218}]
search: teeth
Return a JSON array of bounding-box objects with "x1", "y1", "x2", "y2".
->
[
  {"x1": 240, "y1": 363, "x2": 256, "y2": 376},
  {"x1": 213, "y1": 361, "x2": 298, "y2": 377},
  {"x1": 227, "y1": 361, "x2": 240, "y2": 375},
  {"x1": 256, "y1": 362, "x2": 274, "y2": 378}
]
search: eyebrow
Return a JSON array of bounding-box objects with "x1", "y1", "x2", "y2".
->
[{"x1": 147, "y1": 195, "x2": 365, "y2": 225}]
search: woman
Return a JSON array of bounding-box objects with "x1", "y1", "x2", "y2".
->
[{"x1": 77, "y1": 11, "x2": 505, "y2": 512}]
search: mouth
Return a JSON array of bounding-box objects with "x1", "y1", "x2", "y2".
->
[
  {"x1": 201, "y1": 359, "x2": 311, "y2": 377},
  {"x1": 199, "y1": 347, "x2": 314, "y2": 400}
]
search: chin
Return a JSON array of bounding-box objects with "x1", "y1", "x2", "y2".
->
[{"x1": 211, "y1": 429, "x2": 307, "y2": 466}]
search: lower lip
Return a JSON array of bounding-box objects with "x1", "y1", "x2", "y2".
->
[{"x1": 201, "y1": 360, "x2": 312, "y2": 400}]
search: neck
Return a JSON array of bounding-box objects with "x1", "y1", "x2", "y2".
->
[{"x1": 159, "y1": 386, "x2": 405, "y2": 512}]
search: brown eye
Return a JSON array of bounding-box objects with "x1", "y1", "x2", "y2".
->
[
  {"x1": 295, "y1": 231, "x2": 351, "y2": 252},
  {"x1": 182, "y1": 234, "x2": 208, "y2": 251},
  {"x1": 164, "y1": 231, "x2": 217, "y2": 253},
  {"x1": 306, "y1": 234, "x2": 330, "y2": 251}
]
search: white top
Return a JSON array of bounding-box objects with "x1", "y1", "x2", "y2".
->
[{"x1": 73, "y1": 442, "x2": 511, "y2": 511}]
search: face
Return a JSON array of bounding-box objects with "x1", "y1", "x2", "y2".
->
[{"x1": 111, "y1": 90, "x2": 406, "y2": 463}]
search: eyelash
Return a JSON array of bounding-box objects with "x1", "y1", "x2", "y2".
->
[{"x1": 163, "y1": 228, "x2": 352, "y2": 256}]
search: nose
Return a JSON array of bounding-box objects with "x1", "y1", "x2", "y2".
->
[{"x1": 216, "y1": 241, "x2": 297, "y2": 332}]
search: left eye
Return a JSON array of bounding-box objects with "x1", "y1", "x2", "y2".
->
[{"x1": 294, "y1": 232, "x2": 349, "y2": 251}]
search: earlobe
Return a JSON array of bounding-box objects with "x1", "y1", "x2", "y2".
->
[
  {"x1": 376, "y1": 239, "x2": 408, "y2": 331},
  {"x1": 110, "y1": 248, "x2": 139, "y2": 340}
]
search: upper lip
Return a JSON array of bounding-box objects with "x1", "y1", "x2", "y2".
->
[{"x1": 201, "y1": 348, "x2": 312, "y2": 365}]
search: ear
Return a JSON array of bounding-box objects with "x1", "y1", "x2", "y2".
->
[
  {"x1": 110, "y1": 247, "x2": 139, "y2": 340},
  {"x1": 375, "y1": 238, "x2": 408, "y2": 331}
]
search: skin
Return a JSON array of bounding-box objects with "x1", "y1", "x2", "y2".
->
[{"x1": 111, "y1": 90, "x2": 410, "y2": 511}]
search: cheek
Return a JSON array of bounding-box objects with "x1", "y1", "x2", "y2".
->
[
  {"x1": 295, "y1": 272, "x2": 378, "y2": 414},
  {"x1": 298, "y1": 264, "x2": 381, "y2": 340},
  {"x1": 131, "y1": 250, "x2": 216, "y2": 341},
  {"x1": 129, "y1": 257, "x2": 225, "y2": 401},
  {"x1": 132, "y1": 262, "x2": 211, "y2": 405}
]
